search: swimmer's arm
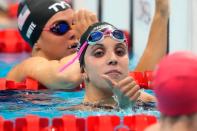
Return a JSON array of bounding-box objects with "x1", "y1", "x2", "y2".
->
[
  {"x1": 7, "y1": 53, "x2": 82, "y2": 90},
  {"x1": 135, "y1": 0, "x2": 169, "y2": 71},
  {"x1": 73, "y1": 9, "x2": 98, "y2": 39}
]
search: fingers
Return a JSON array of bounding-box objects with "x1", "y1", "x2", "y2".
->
[
  {"x1": 102, "y1": 74, "x2": 117, "y2": 88},
  {"x1": 78, "y1": 9, "x2": 85, "y2": 23},
  {"x1": 85, "y1": 10, "x2": 98, "y2": 25},
  {"x1": 90, "y1": 11, "x2": 98, "y2": 23},
  {"x1": 120, "y1": 81, "x2": 135, "y2": 94},
  {"x1": 73, "y1": 9, "x2": 98, "y2": 39},
  {"x1": 117, "y1": 76, "x2": 140, "y2": 102},
  {"x1": 84, "y1": 10, "x2": 91, "y2": 25},
  {"x1": 102, "y1": 75, "x2": 141, "y2": 102},
  {"x1": 126, "y1": 85, "x2": 141, "y2": 101},
  {"x1": 118, "y1": 76, "x2": 135, "y2": 88},
  {"x1": 119, "y1": 78, "x2": 137, "y2": 94},
  {"x1": 130, "y1": 91, "x2": 141, "y2": 101}
]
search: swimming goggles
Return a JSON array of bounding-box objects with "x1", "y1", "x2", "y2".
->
[
  {"x1": 87, "y1": 29, "x2": 125, "y2": 45},
  {"x1": 59, "y1": 29, "x2": 127, "y2": 72},
  {"x1": 43, "y1": 21, "x2": 70, "y2": 35}
]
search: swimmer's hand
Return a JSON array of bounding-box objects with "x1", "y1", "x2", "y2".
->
[
  {"x1": 102, "y1": 75, "x2": 141, "y2": 108},
  {"x1": 73, "y1": 9, "x2": 98, "y2": 40}
]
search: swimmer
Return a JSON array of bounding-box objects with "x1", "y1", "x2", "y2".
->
[
  {"x1": 146, "y1": 51, "x2": 197, "y2": 131},
  {"x1": 62, "y1": 22, "x2": 156, "y2": 110},
  {"x1": 7, "y1": 0, "x2": 98, "y2": 90}
]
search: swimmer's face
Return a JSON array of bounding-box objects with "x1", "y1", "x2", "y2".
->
[
  {"x1": 37, "y1": 8, "x2": 78, "y2": 60},
  {"x1": 83, "y1": 37, "x2": 129, "y2": 91}
]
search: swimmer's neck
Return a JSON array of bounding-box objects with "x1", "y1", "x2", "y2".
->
[{"x1": 83, "y1": 83, "x2": 115, "y2": 105}]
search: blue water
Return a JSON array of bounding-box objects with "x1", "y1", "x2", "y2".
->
[
  {"x1": 0, "y1": 53, "x2": 159, "y2": 120},
  {"x1": 0, "y1": 53, "x2": 30, "y2": 78}
]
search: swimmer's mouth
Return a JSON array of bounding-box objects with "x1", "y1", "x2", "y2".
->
[
  {"x1": 105, "y1": 70, "x2": 122, "y2": 75},
  {"x1": 68, "y1": 44, "x2": 78, "y2": 49}
]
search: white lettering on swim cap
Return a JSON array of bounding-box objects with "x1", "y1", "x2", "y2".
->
[
  {"x1": 18, "y1": 5, "x2": 30, "y2": 31},
  {"x1": 48, "y1": 1, "x2": 70, "y2": 12},
  {"x1": 26, "y1": 22, "x2": 36, "y2": 39}
]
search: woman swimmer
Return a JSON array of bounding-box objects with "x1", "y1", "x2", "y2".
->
[{"x1": 61, "y1": 22, "x2": 155, "y2": 110}]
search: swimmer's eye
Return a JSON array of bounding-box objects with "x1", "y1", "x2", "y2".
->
[
  {"x1": 93, "y1": 49, "x2": 105, "y2": 57},
  {"x1": 115, "y1": 47, "x2": 126, "y2": 57}
]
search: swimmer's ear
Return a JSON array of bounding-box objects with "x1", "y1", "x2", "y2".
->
[
  {"x1": 81, "y1": 66, "x2": 89, "y2": 82},
  {"x1": 35, "y1": 43, "x2": 41, "y2": 49},
  {"x1": 35, "y1": 37, "x2": 45, "y2": 50},
  {"x1": 82, "y1": 72, "x2": 89, "y2": 82},
  {"x1": 31, "y1": 43, "x2": 41, "y2": 56}
]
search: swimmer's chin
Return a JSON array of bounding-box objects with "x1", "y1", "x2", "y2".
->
[
  {"x1": 106, "y1": 74, "x2": 122, "y2": 81},
  {"x1": 104, "y1": 70, "x2": 123, "y2": 80}
]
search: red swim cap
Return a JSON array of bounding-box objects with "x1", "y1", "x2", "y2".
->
[{"x1": 153, "y1": 51, "x2": 197, "y2": 116}]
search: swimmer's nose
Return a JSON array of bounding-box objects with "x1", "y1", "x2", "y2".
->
[
  {"x1": 70, "y1": 25, "x2": 81, "y2": 40},
  {"x1": 67, "y1": 29, "x2": 77, "y2": 40}
]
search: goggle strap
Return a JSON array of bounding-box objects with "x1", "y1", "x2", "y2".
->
[
  {"x1": 42, "y1": 27, "x2": 50, "y2": 31},
  {"x1": 59, "y1": 42, "x2": 88, "y2": 72}
]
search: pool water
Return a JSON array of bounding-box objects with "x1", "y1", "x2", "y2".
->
[
  {"x1": 0, "y1": 53, "x2": 159, "y2": 120},
  {"x1": 0, "y1": 53, "x2": 30, "y2": 78}
]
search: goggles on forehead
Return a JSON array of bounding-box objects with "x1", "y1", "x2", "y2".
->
[
  {"x1": 59, "y1": 29, "x2": 127, "y2": 72},
  {"x1": 87, "y1": 29, "x2": 126, "y2": 45},
  {"x1": 43, "y1": 21, "x2": 70, "y2": 35}
]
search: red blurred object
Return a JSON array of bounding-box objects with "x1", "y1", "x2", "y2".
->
[
  {"x1": 0, "y1": 114, "x2": 157, "y2": 131},
  {"x1": 129, "y1": 71, "x2": 154, "y2": 89},
  {"x1": 87, "y1": 116, "x2": 99, "y2": 131},
  {"x1": 5, "y1": 80, "x2": 16, "y2": 89},
  {"x1": 0, "y1": 116, "x2": 4, "y2": 130},
  {"x1": 0, "y1": 71, "x2": 153, "y2": 91},
  {"x1": 0, "y1": 77, "x2": 84, "y2": 91},
  {"x1": 144, "y1": 71, "x2": 154, "y2": 89},
  {"x1": 0, "y1": 29, "x2": 32, "y2": 53},
  {"x1": 3, "y1": 121, "x2": 14, "y2": 131},
  {"x1": 0, "y1": 78, "x2": 6, "y2": 90},
  {"x1": 52, "y1": 115, "x2": 85, "y2": 131},
  {"x1": 87, "y1": 115, "x2": 120, "y2": 131},
  {"x1": 122, "y1": 30, "x2": 132, "y2": 52},
  {"x1": 25, "y1": 77, "x2": 39, "y2": 90},
  {"x1": 130, "y1": 72, "x2": 147, "y2": 88},
  {"x1": 124, "y1": 115, "x2": 157, "y2": 131},
  {"x1": 15, "y1": 115, "x2": 49, "y2": 131},
  {"x1": 0, "y1": 117, "x2": 14, "y2": 131},
  {"x1": 8, "y1": 3, "x2": 19, "y2": 18},
  {"x1": 0, "y1": 77, "x2": 39, "y2": 90},
  {"x1": 98, "y1": 116, "x2": 120, "y2": 131}
]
